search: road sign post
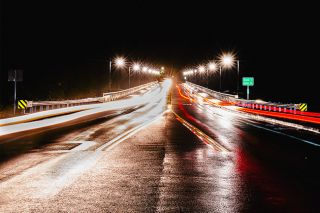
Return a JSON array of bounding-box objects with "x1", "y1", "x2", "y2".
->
[
  {"x1": 242, "y1": 77, "x2": 254, "y2": 100},
  {"x1": 8, "y1": 69, "x2": 23, "y2": 115}
]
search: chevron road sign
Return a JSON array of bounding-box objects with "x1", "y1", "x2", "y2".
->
[{"x1": 18, "y1": 100, "x2": 28, "y2": 109}]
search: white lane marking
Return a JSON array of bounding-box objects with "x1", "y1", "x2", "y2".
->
[
  {"x1": 69, "y1": 141, "x2": 97, "y2": 151},
  {"x1": 182, "y1": 84, "x2": 320, "y2": 134},
  {"x1": 0, "y1": 151, "x2": 103, "y2": 199},
  {"x1": 245, "y1": 122, "x2": 320, "y2": 147},
  {"x1": 0, "y1": 84, "x2": 163, "y2": 137},
  {"x1": 193, "y1": 100, "x2": 320, "y2": 147},
  {"x1": 45, "y1": 141, "x2": 97, "y2": 153},
  {"x1": 97, "y1": 80, "x2": 172, "y2": 151},
  {"x1": 188, "y1": 99, "x2": 320, "y2": 147},
  {"x1": 96, "y1": 112, "x2": 165, "y2": 151}
]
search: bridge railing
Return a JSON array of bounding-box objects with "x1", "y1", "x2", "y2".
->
[
  {"x1": 26, "y1": 81, "x2": 158, "y2": 113},
  {"x1": 185, "y1": 81, "x2": 301, "y2": 114},
  {"x1": 185, "y1": 81, "x2": 237, "y2": 102}
]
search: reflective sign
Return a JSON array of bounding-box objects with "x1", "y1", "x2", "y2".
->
[{"x1": 242, "y1": 77, "x2": 254, "y2": 86}]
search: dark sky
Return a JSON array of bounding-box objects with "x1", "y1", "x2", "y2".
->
[{"x1": 1, "y1": 1, "x2": 320, "y2": 109}]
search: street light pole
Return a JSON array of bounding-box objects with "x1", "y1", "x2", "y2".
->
[
  {"x1": 206, "y1": 69, "x2": 209, "y2": 87},
  {"x1": 129, "y1": 66, "x2": 131, "y2": 88},
  {"x1": 109, "y1": 59, "x2": 112, "y2": 91},
  {"x1": 237, "y1": 60, "x2": 240, "y2": 97},
  {"x1": 219, "y1": 66, "x2": 222, "y2": 91}
]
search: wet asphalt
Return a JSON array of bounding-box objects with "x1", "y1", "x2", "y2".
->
[{"x1": 1, "y1": 81, "x2": 320, "y2": 212}]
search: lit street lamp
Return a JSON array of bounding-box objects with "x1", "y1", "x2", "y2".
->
[
  {"x1": 115, "y1": 57, "x2": 126, "y2": 68},
  {"x1": 197, "y1": 65, "x2": 205, "y2": 85},
  {"x1": 128, "y1": 62, "x2": 141, "y2": 88},
  {"x1": 113, "y1": 57, "x2": 140, "y2": 88},
  {"x1": 219, "y1": 52, "x2": 239, "y2": 96},
  {"x1": 108, "y1": 56, "x2": 126, "y2": 91},
  {"x1": 207, "y1": 61, "x2": 217, "y2": 87}
]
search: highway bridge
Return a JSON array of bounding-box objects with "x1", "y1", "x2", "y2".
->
[{"x1": 1, "y1": 79, "x2": 320, "y2": 212}]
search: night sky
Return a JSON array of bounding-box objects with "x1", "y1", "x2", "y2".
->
[{"x1": 1, "y1": 1, "x2": 319, "y2": 110}]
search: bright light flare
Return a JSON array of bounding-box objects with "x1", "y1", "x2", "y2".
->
[
  {"x1": 132, "y1": 63, "x2": 141, "y2": 71},
  {"x1": 115, "y1": 57, "x2": 126, "y2": 68},
  {"x1": 208, "y1": 61, "x2": 217, "y2": 71},
  {"x1": 183, "y1": 69, "x2": 194, "y2": 76},
  {"x1": 142, "y1": 66, "x2": 148, "y2": 72},
  {"x1": 219, "y1": 52, "x2": 236, "y2": 69},
  {"x1": 198, "y1": 65, "x2": 205, "y2": 73}
]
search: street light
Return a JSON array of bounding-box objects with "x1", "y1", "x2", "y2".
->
[
  {"x1": 108, "y1": 56, "x2": 126, "y2": 91},
  {"x1": 132, "y1": 63, "x2": 141, "y2": 85},
  {"x1": 113, "y1": 57, "x2": 134, "y2": 88},
  {"x1": 219, "y1": 52, "x2": 239, "y2": 96},
  {"x1": 142, "y1": 66, "x2": 148, "y2": 72},
  {"x1": 115, "y1": 57, "x2": 126, "y2": 68},
  {"x1": 132, "y1": 63, "x2": 140, "y2": 71},
  {"x1": 207, "y1": 61, "x2": 217, "y2": 87},
  {"x1": 198, "y1": 65, "x2": 205, "y2": 73},
  {"x1": 208, "y1": 62, "x2": 217, "y2": 71},
  {"x1": 221, "y1": 53, "x2": 235, "y2": 69},
  {"x1": 128, "y1": 62, "x2": 143, "y2": 88}
]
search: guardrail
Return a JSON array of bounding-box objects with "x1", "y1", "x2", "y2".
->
[
  {"x1": 26, "y1": 81, "x2": 158, "y2": 113},
  {"x1": 102, "y1": 82, "x2": 157, "y2": 102},
  {"x1": 185, "y1": 81, "x2": 302, "y2": 114},
  {"x1": 185, "y1": 81, "x2": 238, "y2": 102}
]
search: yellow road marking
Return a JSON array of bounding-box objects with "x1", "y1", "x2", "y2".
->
[{"x1": 172, "y1": 110, "x2": 228, "y2": 152}]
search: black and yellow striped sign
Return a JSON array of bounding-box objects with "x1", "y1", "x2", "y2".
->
[
  {"x1": 18, "y1": 100, "x2": 28, "y2": 109},
  {"x1": 299, "y1": 103, "x2": 307, "y2": 111}
]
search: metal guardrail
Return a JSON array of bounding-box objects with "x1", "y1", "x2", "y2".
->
[
  {"x1": 26, "y1": 81, "x2": 158, "y2": 113},
  {"x1": 185, "y1": 81, "x2": 299, "y2": 113},
  {"x1": 185, "y1": 81, "x2": 237, "y2": 102},
  {"x1": 102, "y1": 82, "x2": 157, "y2": 102}
]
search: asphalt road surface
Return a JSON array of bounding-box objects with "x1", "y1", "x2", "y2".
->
[{"x1": 1, "y1": 80, "x2": 320, "y2": 212}]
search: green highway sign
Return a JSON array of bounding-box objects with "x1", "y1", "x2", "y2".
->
[{"x1": 242, "y1": 77, "x2": 254, "y2": 86}]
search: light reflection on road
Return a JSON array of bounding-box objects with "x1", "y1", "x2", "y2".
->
[{"x1": 0, "y1": 79, "x2": 172, "y2": 201}]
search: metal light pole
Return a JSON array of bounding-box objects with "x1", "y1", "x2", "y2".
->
[
  {"x1": 206, "y1": 69, "x2": 209, "y2": 87},
  {"x1": 237, "y1": 60, "x2": 240, "y2": 97},
  {"x1": 128, "y1": 66, "x2": 131, "y2": 88},
  {"x1": 109, "y1": 59, "x2": 112, "y2": 91},
  {"x1": 220, "y1": 52, "x2": 237, "y2": 94},
  {"x1": 219, "y1": 66, "x2": 222, "y2": 91},
  {"x1": 139, "y1": 69, "x2": 141, "y2": 85}
]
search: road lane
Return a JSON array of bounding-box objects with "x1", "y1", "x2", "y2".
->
[
  {"x1": 1, "y1": 80, "x2": 320, "y2": 212},
  {"x1": 172, "y1": 83, "x2": 320, "y2": 211},
  {"x1": 0, "y1": 80, "x2": 170, "y2": 195}
]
